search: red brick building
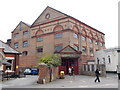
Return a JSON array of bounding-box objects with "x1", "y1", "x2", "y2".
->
[
  {"x1": 10, "y1": 6, "x2": 105, "y2": 74},
  {"x1": 0, "y1": 40, "x2": 20, "y2": 74}
]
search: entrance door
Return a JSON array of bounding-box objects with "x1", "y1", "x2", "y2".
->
[{"x1": 59, "y1": 58, "x2": 79, "y2": 75}]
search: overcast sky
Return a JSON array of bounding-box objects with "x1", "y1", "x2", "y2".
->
[{"x1": 0, "y1": 0, "x2": 119, "y2": 48}]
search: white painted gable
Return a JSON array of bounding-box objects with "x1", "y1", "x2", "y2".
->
[{"x1": 32, "y1": 6, "x2": 69, "y2": 26}]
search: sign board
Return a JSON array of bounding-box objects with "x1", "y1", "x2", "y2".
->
[{"x1": 60, "y1": 54, "x2": 80, "y2": 58}]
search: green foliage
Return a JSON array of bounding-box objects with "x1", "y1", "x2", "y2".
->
[{"x1": 38, "y1": 54, "x2": 61, "y2": 67}]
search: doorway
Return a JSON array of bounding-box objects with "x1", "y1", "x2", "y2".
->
[{"x1": 59, "y1": 58, "x2": 79, "y2": 75}]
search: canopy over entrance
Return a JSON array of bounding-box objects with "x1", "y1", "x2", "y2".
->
[{"x1": 55, "y1": 45, "x2": 82, "y2": 75}]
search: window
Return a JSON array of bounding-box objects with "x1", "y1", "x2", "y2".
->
[
  {"x1": 91, "y1": 64, "x2": 94, "y2": 71},
  {"x1": 14, "y1": 33, "x2": 19, "y2": 38},
  {"x1": 88, "y1": 65, "x2": 90, "y2": 71},
  {"x1": 23, "y1": 41, "x2": 28, "y2": 47},
  {"x1": 37, "y1": 47, "x2": 43, "y2": 53},
  {"x1": 73, "y1": 33, "x2": 78, "y2": 38},
  {"x1": 97, "y1": 58, "x2": 100, "y2": 64},
  {"x1": 82, "y1": 47, "x2": 86, "y2": 52},
  {"x1": 83, "y1": 65, "x2": 86, "y2": 71},
  {"x1": 55, "y1": 33, "x2": 63, "y2": 38},
  {"x1": 100, "y1": 43, "x2": 103, "y2": 46},
  {"x1": 103, "y1": 58, "x2": 105, "y2": 64},
  {"x1": 23, "y1": 31, "x2": 28, "y2": 35},
  {"x1": 89, "y1": 47, "x2": 93, "y2": 53},
  {"x1": 37, "y1": 37, "x2": 43, "y2": 41},
  {"x1": 22, "y1": 51, "x2": 28, "y2": 56},
  {"x1": 81, "y1": 36, "x2": 86, "y2": 41},
  {"x1": 73, "y1": 45, "x2": 79, "y2": 50},
  {"x1": 14, "y1": 42, "x2": 18, "y2": 48},
  {"x1": 55, "y1": 46, "x2": 63, "y2": 52},
  {"x1": 95, "y1": 41, "x2": 99, "y2": 45},
  {"x1": 88, "y1": 39, "x2": 93, "y2": 43},
  {"x1": 108, "y1": 55, "x2": 111, "y2": 63}
]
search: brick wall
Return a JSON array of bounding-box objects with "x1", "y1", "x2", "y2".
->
[
  {"x1": 10, "y1": 11, "x2": 105, "y2": 75},
  {"x1": 38, "y1": 64, "x2": 58, "y2": 84}
]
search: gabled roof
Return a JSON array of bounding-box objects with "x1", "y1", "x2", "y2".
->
[
  {"x1": 31, "y1": 6, "x2": 105, "y2": 35},
  {"x1": 12, "y1": 21, "x2": 31, "y2": 33},
  {"x1": 55, "y1": 45, "x2": 82, "y2": 54},
  {"x1": 0, "y1": 40, "x2": 20, "y2": 54},
  {"x1": 31, "y1": 6, "x2": 69, "y2": 27}
]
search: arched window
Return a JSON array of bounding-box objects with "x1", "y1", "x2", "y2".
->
[
  {"x1": 73, "y1": 26, "x2": 79, "y2": 33},
  {"x1": 81, "y1": 29, "x2": 87, "y2": 36},
  {"x1": 35, "y1": 30, "x2": 43, "y2": 36},
  {"x1": 53, "y1": 25, "x2": 63, "y2": 32},
  {"x1": 88, "y1": 32, "x2": 93, "y2": 38}
]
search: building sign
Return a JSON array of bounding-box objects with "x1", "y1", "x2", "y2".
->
[
  {"x1": 6, "y1": 57, "x2": 14, "y2": 60},
  {"x1": 60, "y1": 54, "x2": 80, "y2": 58}
]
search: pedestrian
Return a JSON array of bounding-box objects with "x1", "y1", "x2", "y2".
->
[
  {"x1": 94, "y1": 68, "x2": 100, "y2": 83},
  {"x1": 71, "y1": 67, "x2": 74, "y2": 75},
  {"x1": 117, "y1": 65, "x2": 120, "y2": 80},
  {"x1": 68, "y1": 67, "x2": 72, "y2": 76}
]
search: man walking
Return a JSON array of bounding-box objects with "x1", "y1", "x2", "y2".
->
[
  {"x1": 71, "y1": 67, "x2": 74, "y2": 75},
  {"x1": 94, "y1": 68, "x2": 100, "y2": 83},
  {"x1": 68, "y1": 67, "x2": 72, "y2": 76}
]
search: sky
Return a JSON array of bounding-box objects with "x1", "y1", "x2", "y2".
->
[{"x1": 0, "y1": 0, "x2": 119, "y2": 48}]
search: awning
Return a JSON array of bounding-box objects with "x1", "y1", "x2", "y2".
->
[{"x1": 0, "y1": 60, "x2": 11, "y2": 65}]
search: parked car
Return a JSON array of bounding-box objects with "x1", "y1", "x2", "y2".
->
[
  {"x1": 24, "y1": 68, "x2": 31, "y2": 75},
  {"x1": 31, "y1": 68, "x2": 39, "y2": 75}
]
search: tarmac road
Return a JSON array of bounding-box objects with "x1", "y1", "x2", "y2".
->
[{"x1": 1, "y1": 73, "x2": 118, "y2": 88}]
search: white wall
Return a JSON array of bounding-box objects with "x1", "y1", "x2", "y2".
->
[{"x1": 94, "y1": 49, "x2": 118, "y2": 72}]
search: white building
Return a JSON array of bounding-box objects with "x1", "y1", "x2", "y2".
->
[{"x1": 94, "y1": 48, "x2": 120, "y2": 72}]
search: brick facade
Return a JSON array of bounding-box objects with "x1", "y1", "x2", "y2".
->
[
  {"x1": 0, "y1": 40, "x2": 20, "y2": 74},
  {"x1": 10, "y1": 6, "x2": 105, "y2": 74}
]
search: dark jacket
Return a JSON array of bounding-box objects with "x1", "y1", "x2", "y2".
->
[
  {"x1": 71, "y1": 68, "x2": 74, "y2": 72},
  {"x1": 95, "y1": 69, "x2": 100, "y2": 76}
]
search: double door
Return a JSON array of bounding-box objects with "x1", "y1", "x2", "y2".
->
[{"x1": 59, "y1": 58, "x2": 79, "y2": 75}]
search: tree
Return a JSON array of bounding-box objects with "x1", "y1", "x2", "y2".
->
[{"x1": 38, "y1": 54, "x2": 61, "y2": 68}]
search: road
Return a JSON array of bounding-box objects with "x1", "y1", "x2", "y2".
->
[{"x1": 1, "y1": 73, "x2": 118, "y2": 88}]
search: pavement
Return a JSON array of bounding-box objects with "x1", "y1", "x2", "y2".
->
[{"x1": 1, "y1": 73, "x2": 118, "y2": 88}]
